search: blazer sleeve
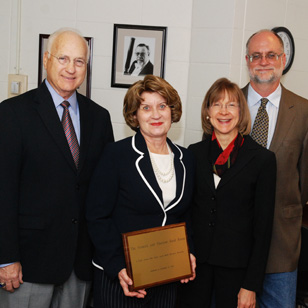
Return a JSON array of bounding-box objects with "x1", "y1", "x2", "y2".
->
[
  {"x1": 0, "y1": 101, "x2": 23, "y2": 264},
  {"x1": 300, "y1": 128, "x2": 308, "y2": 207},
  {"x1": 86, "y1": 143, "x2": 126, "y2": 279},
  {"x1": 242, "y1": 150, "x2": 277, "y2": 292}
]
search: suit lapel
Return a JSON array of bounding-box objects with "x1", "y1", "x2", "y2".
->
[
  {"x1": 77, "y1": 93, "x2": 92, "y2": 173},
  {"x1": 243, "y1": 83, "x2": 296, "y2": 153},
  {"x1": 34, "y1": 82, "x2": 77, "y2": 172},
  {"x1": 269, "y1": 86, "x2": 296, "y2": 152},
  {"x1": 132, "y1": 132, "x2": 187, "y2": 213},
  {"x1": 197, "y1": 138, "x2": 217, "y2": 195},
  {"x1": 133, "y1": 132, "x2": 164, "y2": 205},
  {"x1": 217, "y1": 136, "x2": 260, "y2": 189},
  {"x1": 165, "y1": 141, "x2": 186, "y2": 211}
]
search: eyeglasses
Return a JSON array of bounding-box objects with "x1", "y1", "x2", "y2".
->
[
  {"x1": 48, "y1": 52, "x2": 87, "y2": 67},
  {"x1": 139, "y1": 103, "x2": 169, "y2": 112},
  {"x1": 135, "y1": 52, "x2": 146, "y2": 56},
  {"x1": 210, "y1": 102, "x2": 239, "y2": 111},
  {"x1": 247, "y1": 52, "x2": 283, "y2": 63}
]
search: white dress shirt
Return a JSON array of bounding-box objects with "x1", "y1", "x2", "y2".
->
[{"x1": 247, "y1": 84, "x2": 281, "y2": 149}]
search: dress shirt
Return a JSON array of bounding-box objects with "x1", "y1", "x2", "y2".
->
[
  {"x1": 45, "y1": 79, "x2": 80, "y2": 144},
  {"x1": 131, "y1": 60, "x2": 150, "y2": 76},
  {"x1": 247, "y1": 84, "x2": 281, "y2": 149}
]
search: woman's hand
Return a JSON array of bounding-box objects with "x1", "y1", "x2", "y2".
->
[
  {"x1": 237, "y1": 288, "x2": 256, "y2": 308},
  {"x1": 180, "y1": 253, "x2": 196, "y2": 283},
  {"x1": 118, "y1": 268, "x2": 147, "y2": 298}
]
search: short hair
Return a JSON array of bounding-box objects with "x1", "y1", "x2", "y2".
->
[
  {"x1": 136, "y1": 43, "x2": 150, "y2": 53},
  {"x1": 201, "y1": 78, "x2": 251, "y2": 136},
  {"x1": 46, "y1": 28, "x2": 89, "y2": 61},
  {"x1": 246, "y1": 29, "x2": 284, "y2": 55},
  {"x1": 123, "y1": 75, "x2": 182, "y2": 131}
]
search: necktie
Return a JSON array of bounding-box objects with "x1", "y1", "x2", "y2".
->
[
  {"x1": 251, "y1": 98, "x2": 269, "y2": 148},
  {"x1": 61, "y1": 101, "x2": 79, "y2": 168}
]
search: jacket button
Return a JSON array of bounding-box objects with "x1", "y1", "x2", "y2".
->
[
  {"x1": 209, "y1": 222, "x2": 215, "y2": 227},
  {"x1": 211, "y1": 196, "x2": 215, "y2": 201},
  {"x1": 76, "y1": 184, "x2": 80, "y2": 190},
  {"x1": 210, "y1": 208, "x2": 216, "y2": 214},
  {"x1": 72, "y1": 218, "x2": 78, "y2": 224}
]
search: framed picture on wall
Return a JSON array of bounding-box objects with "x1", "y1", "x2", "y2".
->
[
  {"x1": 38, "y1": 33, "x2": 93, "y2": 98},
  {"x1": 111, "y1": 24, "x2": 167, "y2": 88}
]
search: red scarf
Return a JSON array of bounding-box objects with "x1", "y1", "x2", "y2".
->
[{"x1": 212, "y1": 132, "x2": 244, "y2": 177}]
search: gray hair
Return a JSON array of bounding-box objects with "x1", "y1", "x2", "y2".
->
[{"x1": 46, "y1": 28, "x2": 89, "y2": 61}]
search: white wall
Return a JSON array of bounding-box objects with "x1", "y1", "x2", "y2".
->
[
  {"x1": 1, "y1": 0, "x2": 308, "y2": 146},
  {"x1": 184, "y1": 0, "x2": 308, "y2": 146}
]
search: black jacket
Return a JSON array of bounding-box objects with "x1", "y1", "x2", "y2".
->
[
  {"x1": 0, "y1": 81, "x2": 114, "y2": 284},
  {"x1": 188, "y1": 135, "x2": 276, "y2": 292},
  {"x1": 86, "y1": 130, "x2": 194, "y2": 279}
]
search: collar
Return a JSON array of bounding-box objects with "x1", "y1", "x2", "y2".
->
[
  {"x1": 142, "y1": 59, "x2": 150, "y2": 68},
  {"x1": 132, "y1": 129, "x2": 182, "y2": 160},
  {"x1": 247, "y1": 83, "x2": 281, "y2": 109},
  {"x1": 45, "y1": 79, "x2": 78, "y2": 113}
]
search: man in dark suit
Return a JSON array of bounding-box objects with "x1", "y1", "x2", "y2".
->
[
  {"x1": 0, "y1": 28, "x2": 114, "y2": 307},
  {"x1": 243, "y1": 29, "x2": 308, "y2": 308},
  {"x1": 128, "y1": 43, "x2": 154, "y2": 76}
]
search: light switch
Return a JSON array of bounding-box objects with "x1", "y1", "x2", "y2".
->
[
  {"x1": 11, "y1": 81, "x2": 20, "y2": 94},
  {"x1": 7, "y1": 74, "x2": 28, "y2": 98}
]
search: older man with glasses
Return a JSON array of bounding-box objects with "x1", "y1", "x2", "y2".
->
[
  {"x1": 128, "y1": 43, "x2": 154, "y2": 76},
  {"x1": 0, "y1": 28, "x2": 114, "y2": 308},
  {"x1": 242, "y1": 29, "x2": 308, "y2": 308}
]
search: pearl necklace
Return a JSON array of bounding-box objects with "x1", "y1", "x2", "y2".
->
[{"x1": 149, "y1": 146, "x2": 175, "y2": 183}]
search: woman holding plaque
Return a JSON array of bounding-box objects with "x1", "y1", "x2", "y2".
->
[
  {"x1": 86, "y1": 75, "x2": 196, "y2": 308},
  {"x1": 178, "y1": 78, "x2": 276, "y2": 308}
]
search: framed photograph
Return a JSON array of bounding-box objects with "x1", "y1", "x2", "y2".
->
[
  {"x1": 111, "y1": 24, "x2": 167, "y2": 88},
  {"x1": 38, "y1": 34, "x2": 93, "y2": 98}
]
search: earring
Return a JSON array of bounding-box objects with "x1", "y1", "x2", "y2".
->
[{"x1": 206, "y1": 116, "x2": 210, "y2": 120}]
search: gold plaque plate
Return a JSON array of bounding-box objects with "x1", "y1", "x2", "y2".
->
[{"x1": 122, "y1": 222, "x2": 192, "y2": 291}]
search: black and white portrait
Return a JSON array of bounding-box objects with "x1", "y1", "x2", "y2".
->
[{"x1": 123, "y1": 37, "x2": 155, "y2": 76}]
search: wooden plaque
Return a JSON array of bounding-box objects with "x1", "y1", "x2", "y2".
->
[{"x1": 122, "y1": 222, "x2": 192, "y2": 291}]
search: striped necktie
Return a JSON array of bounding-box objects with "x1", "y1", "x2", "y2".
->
[
  {"x1": 251, "y1": 98, "x2": 269, "y2": 148},
  {"x1": 61, "y1": 101, "x2": 79, "y2": 168}
]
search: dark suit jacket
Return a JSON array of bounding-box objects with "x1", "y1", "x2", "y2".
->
[
  {"x1": 128, "y1": 60, "x2": 154, "y2": 75},
  {"x1": 86, "y1": 130, "x2": 194, "y2": 280},
  {"x1": 0, "y1": 81, "x2": 114, "y2": 284},
  {"x1": 242, "y1": 84, "x2": 308, "y2": 273},
  {"x1": 188, "y1": 135, "x2": 276, "y2": 292}
]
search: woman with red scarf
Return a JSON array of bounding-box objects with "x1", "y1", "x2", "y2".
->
[{"x1": 179, "y1": 78, "x2": 276, "y2": 308}]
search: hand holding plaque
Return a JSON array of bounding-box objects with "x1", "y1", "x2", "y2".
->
[{"x1": 122, "y1": 222, "x2": 193, "y2": 291}]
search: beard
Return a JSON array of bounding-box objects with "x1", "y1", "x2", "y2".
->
[{"x1": 249, "y1": 66, "x2": 283, "y2": 84}]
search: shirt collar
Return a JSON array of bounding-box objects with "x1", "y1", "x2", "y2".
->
[
  {"x1": 247, "y1": 83, "x2": 281, "y2": 108},
  {"x1": 45, "y1": 79, "x2": 78, "y2": 112}
]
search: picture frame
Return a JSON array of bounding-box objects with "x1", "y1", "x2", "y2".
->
[
  {"x1": 111, "y1": 24, "x2": 167, "y2": 88},
  {"x1": 38, "y1": 34, "x2": 93, "y2": 98}
]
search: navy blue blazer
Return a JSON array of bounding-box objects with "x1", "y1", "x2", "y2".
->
[
  {"x1": 188, "y1": 135, "x2": 276, "y2": 292},
  {"x1": 86, "y1": 130, "x2": 195, "y2": 279},
  {"x1": 0, "y1": 81, "x2": 114, "y2": 284}
]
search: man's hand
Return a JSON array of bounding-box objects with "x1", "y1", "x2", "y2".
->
[
  {"x1": 237, "y1": 288, "x2": 256, "y2": 308},
  {"x1": 0, "y1": 262, "x2": 23, "y2": 292}
]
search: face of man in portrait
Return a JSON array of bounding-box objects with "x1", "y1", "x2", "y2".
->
[{"x1": 135, "y1": 46, "x2": 150, "y2": 67}]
